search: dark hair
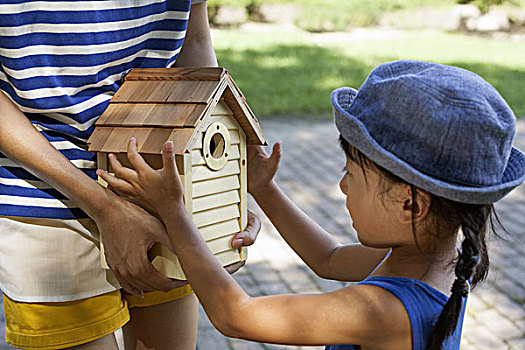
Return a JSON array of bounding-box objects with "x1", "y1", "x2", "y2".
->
[{"x1": 339, "y1": 136, "x2": 497, "y2": 350}]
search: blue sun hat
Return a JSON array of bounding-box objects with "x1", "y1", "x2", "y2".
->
[{"x1": 332, "y1": 60, "x2": 525, "y2": 204}]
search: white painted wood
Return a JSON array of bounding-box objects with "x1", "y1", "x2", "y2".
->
[
  {"x1": 149, "y1": 242, "x2": 244, "y2": 280},
  {"x1": 193, "y1": 129, "x2": 239, "y2": 150},
  {"x1": 207, "y1": 115, "x2": 242, "y2": 130},
  {"x1": 215, "y1": 249, "x2": 245, "y2": 266},
  {"x1": 193, "y1": 190, "x2": 240, "y2": 213},
  {"x1": 183, "y1": 153, "x2": 193, "y2": 214},
  {"x1": 210, "y1": 100, "x2": 234, "y2": 116},
  {"x1": 239, "y1": 129, "x2": 248, "y2": 231},
  {"x1": 192, "y1": 175, "x2": 240, "y2": 198},
  {"x1": 206, "y1": 235, "x2": 236, "y2": 255},
  {"x1": 149, "y1": 244, "x2": 186, "y2": 280},
  {"x1": 97, "y1": 153, "x2": 109, "y2": 187},
  {"x1": 194, "y1": 204, "x2": 240, "y2": 228},
  {"x1": 192, "y1": 144, "x2": 240, "y2": 166},
  {"x1": 192, "y1": 161, "x2": 240, "y2": 182},
  {"x1": 199, "y1": 219, "x2": 240, "y2": 241}
]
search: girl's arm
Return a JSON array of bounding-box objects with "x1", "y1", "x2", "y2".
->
[
  {"x1": 99, "y1": 141, "x2": 410, "y2": 347},
  {"x1": 248, "y1": 145, "x2": 389, "y2": 281},
  {"x1": 0, "y1": 91, "x2": 179, "y2": 296}
]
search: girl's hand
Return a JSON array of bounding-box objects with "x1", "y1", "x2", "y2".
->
[
  {"x1": 247, "y1": 143, "x2": 281, "y2": 196},
  {"x1": 97, "y1": 138, "x2": 183, "y2": 219}
]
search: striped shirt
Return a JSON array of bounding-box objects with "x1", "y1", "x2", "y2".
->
[{"x1": 0, "y1": 0, "x2": 202, "y2": 219}]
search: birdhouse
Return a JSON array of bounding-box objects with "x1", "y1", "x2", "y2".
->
[{"x1": 87, "y1": 67, "x2": 266, "y2": 280}]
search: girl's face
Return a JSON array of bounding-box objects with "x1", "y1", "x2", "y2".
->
[{"x1": 339, "y1": 157, "x2": 405, "y2": 248}]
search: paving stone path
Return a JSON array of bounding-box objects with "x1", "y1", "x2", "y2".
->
[{"x1": 1, "y1": 119, "x2": 524, "y2": 350}]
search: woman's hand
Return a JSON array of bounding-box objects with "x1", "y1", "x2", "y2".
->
[
  {"x1": 97, "y1": 138, "x2": 183, "y2": 219},
  {"x1": 247, "y1": 143, "x2": 281, "y2": 196}
]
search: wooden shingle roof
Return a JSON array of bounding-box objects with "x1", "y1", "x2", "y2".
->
[{"x1": 88, "y1": 67, "x2": 266, "y2": 156}]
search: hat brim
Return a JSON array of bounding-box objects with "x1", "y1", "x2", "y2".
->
[{"x1": 332, "y1": 87, "x2": 525, "y2": 204}]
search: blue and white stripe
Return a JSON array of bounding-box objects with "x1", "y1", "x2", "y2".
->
[{"x1": 0, "y1": 0, "x2": 193, "y2": 219}]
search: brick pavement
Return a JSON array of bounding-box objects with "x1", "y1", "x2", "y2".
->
[{"x1": 1, "y1": 119, "x2": 524, "y2": 350}]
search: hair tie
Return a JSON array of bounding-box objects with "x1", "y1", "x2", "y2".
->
[{"x1": 451, "y1": 279, "x2": 469, "y2": 298}]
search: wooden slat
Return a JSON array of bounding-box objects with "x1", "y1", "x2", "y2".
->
[
  {"x1": 199, "y1": 219, "x2": 240, "y2": 241},
  {"x1": 113, "y1": 153, "x2": 184, "y2": 173},
  {"x1": 183, "y1": 153, "x2": 193, "y2": 215},
  {"x1": 192, "y1": 175, "x2": 240, "y2": 198},
  {"x1": 193, "y1": 204, "x2": 240, "y2": 228},
  {"x1": 192, "y1": 190, "x2": 240, "y2": 213},
  {"x1": 149, "y1": 243, "x2": 243, "y2": 280},
  {"x1": 98, "y1": 127, "x2": 136, "y2": 153},
  {"x1": 107, "y1": 104, "x2": 157, "y2": 126},
  {"x1": 135, "y1": 128, "x2": 172, "y2": 153},
  {"x1": 125, "y1": 67, "x2": 226, "y2": 81},
  {"x1": 206, "y1": 235, "x2": 235, "y2": 255},
  {"x1": 239, "y1": 130, "x2": 248, "y2": 231},
  {"x1": 87, "y1": 127, "x2": 113, "y2": 152},
  {"x1": 165, "y1": 81, "x2": 220, "y2": 104},
  {"x1": 215, "y1": 249, "x2": 244, "y2": 266},
  {"x1": 192, "y1": 144, "x2": 240, "y2": 166},
  {"x1": 143, "y1": 80, "x2": 174, "y2": 102},
  {"x1": 211, "y1": 100, "x2": 233, "y2": 116},
  {"x1": 206, "y1": 115, "x2": 242, "y2": 130},
  {"x1": 192, "y1": 160, "x2": 240, "y2": 182},
  {"x1": 223, "y1": 81, "x2": 266, "y2": 145},
  {"x1": 112, "y1": 81, "x2": 158, "y2": 102},
  {"x1": 96, "y1": 153, "x2": 109, "y2": 187},
  {"x1": 149, "y1": 244, "x2": 185, "y2": 280},
  {"x1": 142, "y1": 104, "x2": 204, "y2": 127}
]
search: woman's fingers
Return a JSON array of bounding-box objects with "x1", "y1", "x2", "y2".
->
[
  {"x1": 231, "y1": 211, "x2": 261, "y2": 248},
  {"x1": 97, "y1": 168, "x2": 135, "y2": 197}
]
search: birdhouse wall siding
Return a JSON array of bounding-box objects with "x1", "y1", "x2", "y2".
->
[{"x1": 190, "y1": 105, "x2": 248, "y2": 260}]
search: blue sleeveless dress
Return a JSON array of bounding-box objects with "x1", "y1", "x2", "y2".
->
[{"x1": 325, "y1": 276, "x2": 465, "y2": 350}]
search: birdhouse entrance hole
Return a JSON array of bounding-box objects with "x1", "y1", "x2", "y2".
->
[
  {"x1": 210, "y1": 133, "x2": 225, "y2": 159},
  {"x1": 203, "y1": 122, "x2": 231, "y2": 171}
]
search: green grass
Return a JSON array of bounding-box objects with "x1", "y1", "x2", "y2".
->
[{"x1": 212, "y1": 26, "x2": 525, "y2": 118}]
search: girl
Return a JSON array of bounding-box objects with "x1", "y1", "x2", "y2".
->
[{"x1": 98, "y1": 60, "x2": 525, "y2": 349}]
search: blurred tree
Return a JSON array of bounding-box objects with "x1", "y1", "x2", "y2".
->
[{"x1": 457, "y1": 0, "x2": 509, "y2": 13}]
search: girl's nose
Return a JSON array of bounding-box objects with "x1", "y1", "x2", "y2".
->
[{"x1": 339, "y1": 175, "x2": 348, "y2": 195}]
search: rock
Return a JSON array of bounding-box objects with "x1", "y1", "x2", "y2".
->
[
  {"x1": 256, "y1": 4, "x2": 300, "y2": 24},
  {"x1": 466, "y1": 9, "x2": 510, "y2": 32},
  {"x1": 443, "y1": 4, "x2": 481, "y2": 31},
  {"x1": 212, "y1": 6, "x2": 248, "y2": 27},
  {"x1": 509, "y1": 9, "x2": 525, "y2": 26}
]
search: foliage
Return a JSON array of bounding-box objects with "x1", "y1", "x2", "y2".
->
[
  {"x1": 212, "y1": 26, "x2": 525, "y2": 118},
  {"x1": 457, "y1": 0, "x2": 509, "y2": 13}
]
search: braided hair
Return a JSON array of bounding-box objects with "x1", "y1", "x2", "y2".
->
[
  {"x1": 339, "y1": 136, "x2": 495, "y2": 350},
  {"x1": 425, "y1": 205, "x2": 492, "y2": 350}
]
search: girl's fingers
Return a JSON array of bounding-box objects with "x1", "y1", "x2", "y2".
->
[
  {"x1": 127, "y1": 138, "x2": 151, "y2": 173},
  {"x1": 97, "y1": 169, "x2": 135, "y2": 196},
  {"x1": 269, "y1": 142, "x2": 282, "y2": 166},
  {"x1": 107, "y1": 153, "x2": 136, "y2": 181},
  {"x1": 161, "y1": 141, "x2": 178, "y2": 175}
]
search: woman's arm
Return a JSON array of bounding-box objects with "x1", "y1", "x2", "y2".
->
[
  {"x1": 175, "y1": 1, "x2": 217, "y2": 67},
  {"x1": 0, "y1": 91, "x2": 179, "y2": 296},
  {"x1": 248, "y1": 145, "x2": 389, "y2": 281}
]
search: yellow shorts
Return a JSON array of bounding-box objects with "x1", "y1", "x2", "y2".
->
[{"x1": 3, "y1": 285, "x2": 193, "y2": 350}]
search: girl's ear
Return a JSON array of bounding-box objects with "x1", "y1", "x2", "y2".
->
[{"x1": 398, "y1": 185, "x2": 432, "y2": 224}]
